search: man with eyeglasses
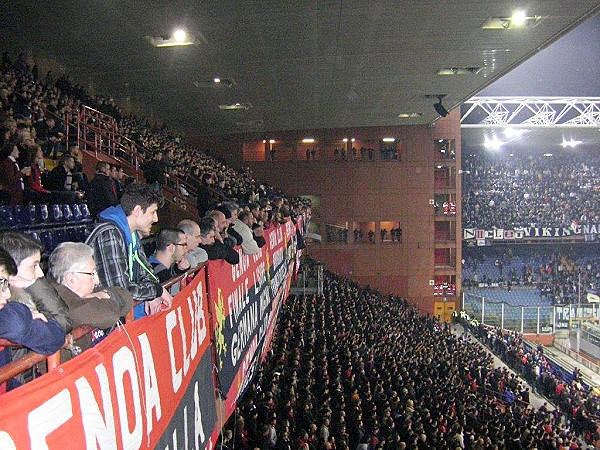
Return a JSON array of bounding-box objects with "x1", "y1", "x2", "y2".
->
[
  {"x1": 177, "y1": 219, "x2": 204, "y2": 268},
  {"x1": 0, "y1": 247, "x2": 65, "y2": 393},
  {"x1": 47, "y1": 242, "x2": 133, "y2": 334},
  {"x1": 149, "y1": 227, "x2": 191, "y2": 295}
]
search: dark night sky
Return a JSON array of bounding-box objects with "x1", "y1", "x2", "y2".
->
[{"x1": 480, "y1": 14, "x2": 600, "y2": 97}]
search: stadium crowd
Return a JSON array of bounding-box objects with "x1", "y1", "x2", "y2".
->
[
  {"x1": 0, "y1": 52, "x2": 311, "y2": 392},
  {"x1": 462, "y1": 149, "x2": 600, "y2": 230},
  {"x1": 221, "y1": 269, "x2": 591, "y2": 450},
  {"x1": 463, "y1": 245, "x2": 600, "y2": 304},
  {"x1": 470, "y1": 323, "x2": 600, "y2": 444}
]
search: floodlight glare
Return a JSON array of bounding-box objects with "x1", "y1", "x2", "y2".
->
[
  {"x1": 173, "y1": 29, "x2": 187, "y2": 42},
  {"x1": 511, "y1": 10, "x2": 527, "y2": 27}
]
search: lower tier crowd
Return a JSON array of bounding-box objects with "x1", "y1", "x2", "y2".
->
[{"x1": 220, "y1": 269, "x2": 594, "y2": 450}]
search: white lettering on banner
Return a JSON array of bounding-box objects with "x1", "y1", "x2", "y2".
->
[
  {"x1": 228, "y1": 278, "x2": 250, "y2": 329},
  {"x1": 504, "y1": 230, "x2": 514, "y2": 239},
  {"x1": 464, "y1": 228, "x2": 475, "y2": 239},
  {"x1": 193, "y1": 382, "x2": 206, "y2": 450},
  {"x1": 269, "y1": 227, "x2": 283, "y2": 249},
  {"x1": 184, "y1": 406, "x2": 189, "y2": 450},
  {"x1": 113, "y1": 347, "x2": 143, "y2": 449},
  {"x1": 251, "y1": 247, "x2": 263, "y2": 263},
  {"x1": 0, "y1": 432, "x2": 16, "y2": 450},
  {"x1": 195, "y1": 285, "x2": 208, "y2": 349},
  {"x1": 584, "y1": 224, "x2": 598, "y2": 234},
  {"x1": 166, "y1": 310, "x2": 183, "y2": 393},
  {"x1": 252, "y1": 262, "x2": 267, "y2": 291},
  {"x1": 231, "y1": 300, "x2": 259, "y2": 366},
  {"x1": 231, "y1": 252, "x2": 250, "y2": 282},
  {"x1": 493, "y1": 229, "x2": 504, "y2": 240},
  {"x1": 28, "y1": 389, "x2": 73, "y2": 450},
  {"x1": 75, "y1": 365, "x2": 116, "y2": 450},
  {"x1": 172, "y1": 428, "x2": 178, "y2": 450},
  {"x1": 177, "y1": 307, "x2": 191, "y2": 376},
  {"x1": 138, "y1": 334, "x2": 162, "y2": 438},
  {"x1": 475, "y1": 230, "x2": 484, "y2": 239}
]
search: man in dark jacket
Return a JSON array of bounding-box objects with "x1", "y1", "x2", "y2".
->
[{"x1": 87, "y1": 161, "x2": 119, "y2": 217}]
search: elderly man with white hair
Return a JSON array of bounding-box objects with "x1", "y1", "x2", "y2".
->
[{"x1": 48, "y1": 242, "x2": 133, "y2": 333}]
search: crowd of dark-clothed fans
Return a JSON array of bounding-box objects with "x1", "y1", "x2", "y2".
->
[
  {"x1": 462, "y1": 149, "x2": 600, "y2": 230},
  {"x1": 463, "y1": 245, "x2": 600, "y2": 305},
  {"x1": 219, "y1": 267, "x2": 591, "y2": 450},
  {"x1": 467, "y1": 321, "x2": 600, "y2": 445},
  {"x1": 0, "y1": 51, "x2": 286, "y2": 215}
]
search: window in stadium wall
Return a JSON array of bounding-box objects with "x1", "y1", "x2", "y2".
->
[
  {"x1": 435, "y1": 139, "x2": 455, "y2": 160},
  {"x1": 351, "y1": 221, "x2": 376, "y2": 244},
  {"x1": 379, "y1": 139, "x2": 402, "y2": 161},
  {"x1": 434, "y1": 275, "x2": 457, "y2": 297},
  {"x1": 379, "y1": 221, "x2": 402, "y2": 243},
  {"x1": 434, "y1": 166, "x2": 456, "y2": 188},
  {"x1": 434, "y1": 193, "x2": 457, "y2": 216},
  {"x1": 325, "y1": 222, "x2": 350, "y2": 243},
  {"x1": 434, "y1": 248, "x2": 456, "y2": 267}
]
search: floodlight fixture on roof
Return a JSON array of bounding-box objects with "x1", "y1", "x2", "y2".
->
[
  {"x1": 146, "y1": 29, "x2": 206, "y2": 47},
  {"x1": 481, "y1": 12, "x2": 544, "y2": 30},
  {"x1": 219, "y1": 102, "x2": 252, "y2": 111}
]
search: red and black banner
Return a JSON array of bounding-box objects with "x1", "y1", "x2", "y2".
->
[{"x1": 207, "y1": 220, "x2": 297, "y2": 416}]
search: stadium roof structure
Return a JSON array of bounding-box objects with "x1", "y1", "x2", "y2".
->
[
  {"x1": 3, "y1": 1, "x2": 600, "y2": 136},
  {"x1": 461, "y1": 97, "x2": 600, "y2": 150}
]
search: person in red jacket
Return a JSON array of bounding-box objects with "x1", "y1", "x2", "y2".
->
[{"x1": 0, "y1": 144, "x2": 30, "y2": 206}]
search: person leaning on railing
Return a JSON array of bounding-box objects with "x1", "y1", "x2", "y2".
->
[
  {"x1": 47, "y1": 242, "x2": 133, "y2": 332},
  {"x1": 0, "y1": 247, "x2": 64, "y2": 393}
]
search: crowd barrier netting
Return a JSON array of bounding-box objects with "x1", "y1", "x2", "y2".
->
[{"x1": 0, "y1": 219, "x2": 301, "y2": 449}]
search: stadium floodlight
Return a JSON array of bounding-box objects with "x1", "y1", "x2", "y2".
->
[
  {"x1": 484, "y1": 135, "x2": 504, "y2": 150},
  {"x1": 561, "y1": 138, "x2": 582, "y2": 148}
]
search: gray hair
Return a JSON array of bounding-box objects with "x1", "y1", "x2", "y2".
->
[
  {"x1": 177, "y1": 219, "x2": 199, "y2": 236},
  {"x1": 48, "y1": 242, "x2": 95, "y2": 283}
]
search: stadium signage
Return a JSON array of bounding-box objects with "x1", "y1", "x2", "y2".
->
[
  {"x1": 0, "y1": 219, "x2": 303, "y2": 449},
  {"x1": 207, "y1": 220, "x2": 297, "y2": 417},
  {"x1": 463, "y1": 224, "x2": 600, "y2": 241},
  {"x1": 0, "y1": 269, "x2": 218, "y2": 449}
]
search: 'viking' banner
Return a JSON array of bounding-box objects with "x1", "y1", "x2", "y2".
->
[
  {"x1": 0, "y1": 268, "x2": 217, "y2": 450},
  {"x1": 207, "y1": 220, "x2": 297, "y2": 416}
]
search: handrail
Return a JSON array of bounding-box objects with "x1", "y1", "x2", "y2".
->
[
  {"x1": 0, "y1": 263, "x2": 206, "y2": 386},
  {"x1": 77, "y1": 106, "x2": 232, "y2": 206}
]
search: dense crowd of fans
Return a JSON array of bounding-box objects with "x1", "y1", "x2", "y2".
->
[
  {"x1": 462, "y1": 149, "x2": 600, "y2": 230},
  {"x1": 470, "y1": 323, "x2": 600, "y2": 444},
  {"x1": 222, "y1": 269, "x2": 590, "y2": 450},
  {"x1": 463, "y1": 245, "x2": 600, "y2": 304}
]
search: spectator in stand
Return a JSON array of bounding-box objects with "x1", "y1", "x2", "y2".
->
[
  {"x1": 178, "y1": 218, "x2": 208, "y2": 268},
  {"x1": 0, "y1": 231, "x2": 72, "y2": 333},
  {"x1": 34, "y1": 116, "x2": 64, "y2": 159},
  {"x1": 45, "y1": 154, "x2": 77, "y2": 193},
  {"x1": 47, "y1": 242, "x2": 133, "y2": 330},
  {"x1": 196, "y1": 173, "x2": 219, "y2": 216},
  {"x1": 0, "y1": 247, "x2": 65, "y2": 394},
  {"x1": 110, "y1": 164, "x2": 126, "y2": 199},
  {"x1": 66, "y1": 145, "x2": 88, "y2": 192},
  {"x1": 148, "y1": 227, "x2": 190, "y2": 294},
  {"x1": 23, "y1": 145, "x2": 50, "y2": 204},
  {"x1": 85, "y1": 183, "x2": 173, "y2": 319},
  {"x1": 0, "y1": 144, "x2": 29, "y2": 205},
  {"x1": 142, "y1": 150, "x2": 167, "y2": 191},
  {"x1": 87, "y1": 161, "x2": 119, "y2": 218},
  {"x1": 218, "y1": 202, "x2": 243, "y2": 246},
  {"x1": 203, "y1": 210, "x2": 239, "y2": 265},
  {"x1": 232, "y1": 210, "x2": 265, "y2": 255}
]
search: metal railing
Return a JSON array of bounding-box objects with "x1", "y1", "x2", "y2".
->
[{"x1": 0, "y1": 263, "x2": 205, "y2": 385}]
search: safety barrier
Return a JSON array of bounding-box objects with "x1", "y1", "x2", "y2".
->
[{"x1": 0, "y1": 218, "x2": 302, "y2": 449}]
